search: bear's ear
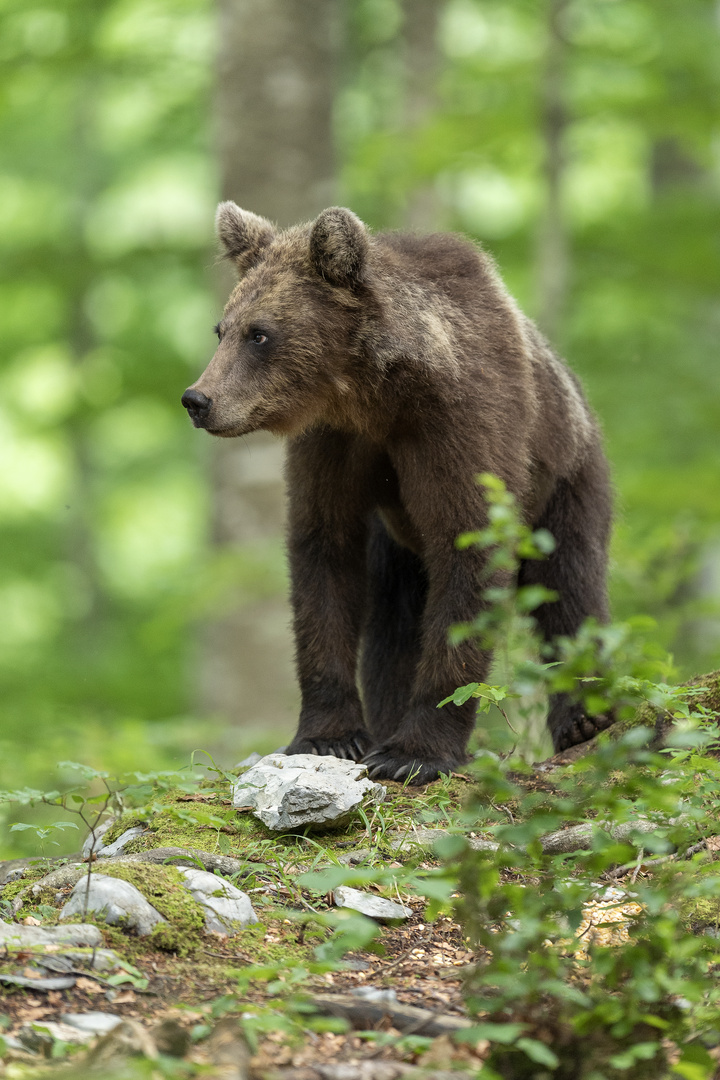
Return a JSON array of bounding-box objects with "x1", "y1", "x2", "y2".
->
[
  {"x1": 215, "y1": 201, "x2": 276, "y2": 274},
  {"x1": 310, "y1": 207, "x2": 369, "y2": 288}
]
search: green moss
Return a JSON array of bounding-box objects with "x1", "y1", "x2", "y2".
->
[
  {"x1": 1, "y1": 861, "x2": 59, "y2": 907},
  {"x1": 610, "y1": 670, "x2": 720, "y2": 743},
  {"x1": 95, "y1": 863, "x2": 206, "y2": 955},
  {"x1": 680, "y1": 896, "x2": 720, "y2": 932},
  {"x1": 685, "y1": 669, "x2": 720, "y2": 715},
  {"x1": 226, "y1": 915, "x2": 317, "y2": 966},
  {"x1": 99, "y1": 814, "x2": 146, "y2": 847}
]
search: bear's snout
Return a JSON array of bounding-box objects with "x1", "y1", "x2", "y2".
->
[{"x1": 182, "y1": 387, "x2": 213, "y2": 428}]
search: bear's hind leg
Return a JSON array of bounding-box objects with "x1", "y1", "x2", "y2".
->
[
  {"x1": 360, "y1": 515, "x2": 428, "y2": 745},
  {"x1": 519, "y1": 454, "x2": 613, "y2": 752}
]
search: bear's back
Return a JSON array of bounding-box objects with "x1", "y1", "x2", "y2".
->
[{"x1": 374, "y1": 230, "x2": 490, "y2": 304}]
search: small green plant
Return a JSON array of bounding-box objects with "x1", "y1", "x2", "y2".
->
[{"x1": 9, "y1": 819, "x2": 79, "y2": 858}]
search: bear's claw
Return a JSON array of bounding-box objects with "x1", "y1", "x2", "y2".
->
[
  {"x1": 363, "y1": 747, "x2": 460, "y2": 786},
  {"x1": 285, "y1": 730, "x2": 372, "y2": 762},
  {"x1": 553, "y1": 710, "x2": 615, "y2": 752}
]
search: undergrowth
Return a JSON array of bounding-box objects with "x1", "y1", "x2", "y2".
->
[{"x1": 1, "y1": 478, "x2": 720, "y2": 1078}]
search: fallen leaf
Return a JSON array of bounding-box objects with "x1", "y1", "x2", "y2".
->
[{"x1": 75, "y1": 976, "x2": 105, "y2": 994}]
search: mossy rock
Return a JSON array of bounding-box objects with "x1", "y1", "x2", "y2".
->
[
  {"x1": 549, "y1": 671, "x2": 720, "y2": 767},
  {"x1": 615, "y1": 669, "x2": 720, "y2": 741},
  {"x1": 94, "y1": 863, "x2": 207, "y2": 955}
]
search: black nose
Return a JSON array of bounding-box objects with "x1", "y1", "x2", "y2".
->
[{"x1": 181, "y1": 388, "x2": 212, "y2": 415}]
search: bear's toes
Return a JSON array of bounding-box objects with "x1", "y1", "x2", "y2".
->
[
  {"x1": 363, "y1": 747, "x2": 461, "y2": 786},
  {"x1": 550, "y1": 700, "x2": 615, "y2": 753},
  {"x1": 285, "y1": 730, "x2": 372, "y2": 762}
]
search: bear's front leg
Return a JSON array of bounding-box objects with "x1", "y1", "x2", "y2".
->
[
  {"x1": 284, "y1": 432, "x2": 373, "y2": 762},
  {"x1": 364, "y1": 462, "x2": 493, "y2": 784},
  {"x1": 362, "y1": 566, "x2": 489, "y2": 783}
]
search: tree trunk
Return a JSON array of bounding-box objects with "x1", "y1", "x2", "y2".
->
[
  {"x1": 536, "y1": 0, "x2": 570, "y2": 344},
  {"x1": 203, "y1": 0, "x2": 339, "y2": 743},
  {"x1": 401, "y1": 0, "x2": 443, "y2": 230}
]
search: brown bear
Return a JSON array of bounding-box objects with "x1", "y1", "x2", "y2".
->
[{"x1": 182, "y1": 203, "x2": 613, "y2": 784}]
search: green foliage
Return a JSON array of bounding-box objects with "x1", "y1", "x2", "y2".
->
[{"x1": 432, "y1": 477, "x2": 720, "y2": 1076}]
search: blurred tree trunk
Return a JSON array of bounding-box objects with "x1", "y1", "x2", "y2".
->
[
  {"x1": 401, "y1": 0, "x2": 442, "y2": 230},
  {"x1": 536, "y1": 0, "x2": 570, "y2": 343},
  {"x1": 203, "y1": 0, "x2": 339, "y2": 745}
]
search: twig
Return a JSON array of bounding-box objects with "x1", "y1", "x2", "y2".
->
[{"x1": 499, "y1": 707, "x2": 521, "y2": 738}]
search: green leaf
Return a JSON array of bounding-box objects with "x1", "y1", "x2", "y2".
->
[
  {"x1": 609, "y1": 1041, "x2": 659, "y2": 1068},
  {"x1": 671, "y1": 1042, "x2": 716, "y2": 1080},
  {"x1": 457, "y1": 1022, "x2": 527, "y2": 1045},
  {"x1": 437, "y1": 682, "x2": 481, "y2": 707},
  {"x1": 516, "y1": 1037, "x2": 560, "y2": 1068}
]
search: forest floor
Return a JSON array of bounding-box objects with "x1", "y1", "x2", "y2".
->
[{"x1": 1, "y1": 707, "x2": 719, "y2": 1079}]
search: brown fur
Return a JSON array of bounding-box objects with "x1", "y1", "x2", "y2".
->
[{"x1": 182, "y1": 204, "x2": 613, "y2": 783}]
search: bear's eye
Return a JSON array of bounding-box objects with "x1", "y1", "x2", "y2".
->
[
  {"x1": 250, "y1": 330, "x2": 268, "y2": 345},
  {"x1": 213, "y1": 323, "x2": 223, "y2": 341}
]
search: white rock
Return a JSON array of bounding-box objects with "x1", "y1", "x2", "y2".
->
[
  {"x1": 0, "y1": 918, "x2": 102, "y2": 949},
  {"x1": 59, "y1": 874, "x2": 166, "y2": 936},
  {"x1": 19, "y1": 1021, "x2": 96, "y2": 1050},
  {"x1": 233, "y1": 753, "x2": 385, "y2": 830},
  {"x1": 350, "y1": 986, "x2": 399, "y2": 1004},
  {"x1": 41, "y1": 948, "x2": 121, "y2": 972},
  {"x1": 81, "y1": 819, "x2": 115, "y2": 859},
  {"x1": 82, "y1": 823, "x2": 146, "y2": 860},
  {"x1": 332, "y1": 886, "x2": 412, "y2": 922},
  {"x1": 62, "y1": 1012, "x2": 123, "y2": 1036},
  {"x1": 97, "y1": 828, "x2": 146, "y2": 858},
  {"x1": 388, "y1": 828, "x2": 499, "y2": 853},
  {"x1": 179, "y1": 868, "x2": 258, "y2": 934}
]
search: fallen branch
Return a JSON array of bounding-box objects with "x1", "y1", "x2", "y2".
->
[
  {"x1": 264, "y1": 1064, "x2": 461, "y2": 1080},
  {"x1": 308, "y1": 993, "x2": 471, "y2": 1038},
  {"x1": 539, "y1": 815, "x2": 688, "y2": 855}
]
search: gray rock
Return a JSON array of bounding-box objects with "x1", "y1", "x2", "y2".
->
[
  {"x1": 1, "y1": 865, "x2": 27, "y2": 884},
  {"x1": 388, "y1": 828, "x2": 499, "y2": 854},
  {"x1": 59, "y1": 874, "x2": 166, "y2": 936},
  {"x1": 179, "y1": 868, "x2": 258, "y2": 934},
  {"x1": 0, "y1": 917, "x2": 102, "y2": 948},
  {"x1": 332, "y1": 886, "x2": 412, "y2": 922},
  {"x1": 33, "y1": 948, "x2": 121, "y2": 973},
  {"x1": 62, "y1": 1012, "x2": 124, "y2": 1036},
  {"x1": 350, "y1": 986, "x2": 399, "y2": 1004},
  {"x1": 87, "y1": 1019, "x2": 158, "y2": 1065},
  {"x1": 0, "y1": 973, "x2": 77, "y2": 991},
  {"x1": 82, "y1": 823, "x2": 146, "y2": 860},
  {"x1": 96, "y1": 828, "x2": 146, "y2": 859},
  {"x1": 81, "y1": 819, "x2": 115, "y2": 858},
  {"x1": 2, "y1": 1034, "x2": 27, "y2": 1052},
  {"x1": 19, "y1": 1020, "x2": 96, "y2": 1049},
  {"x1": 337, "y1": 848, "x2": 372, "y2": 866},
  {"x1": 233, "y1": 753, "x2": 385, "y2": 830}
]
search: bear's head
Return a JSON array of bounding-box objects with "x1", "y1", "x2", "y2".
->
[{"x1": 182, "y1": 202, "x2": 372, "y2": 439}]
